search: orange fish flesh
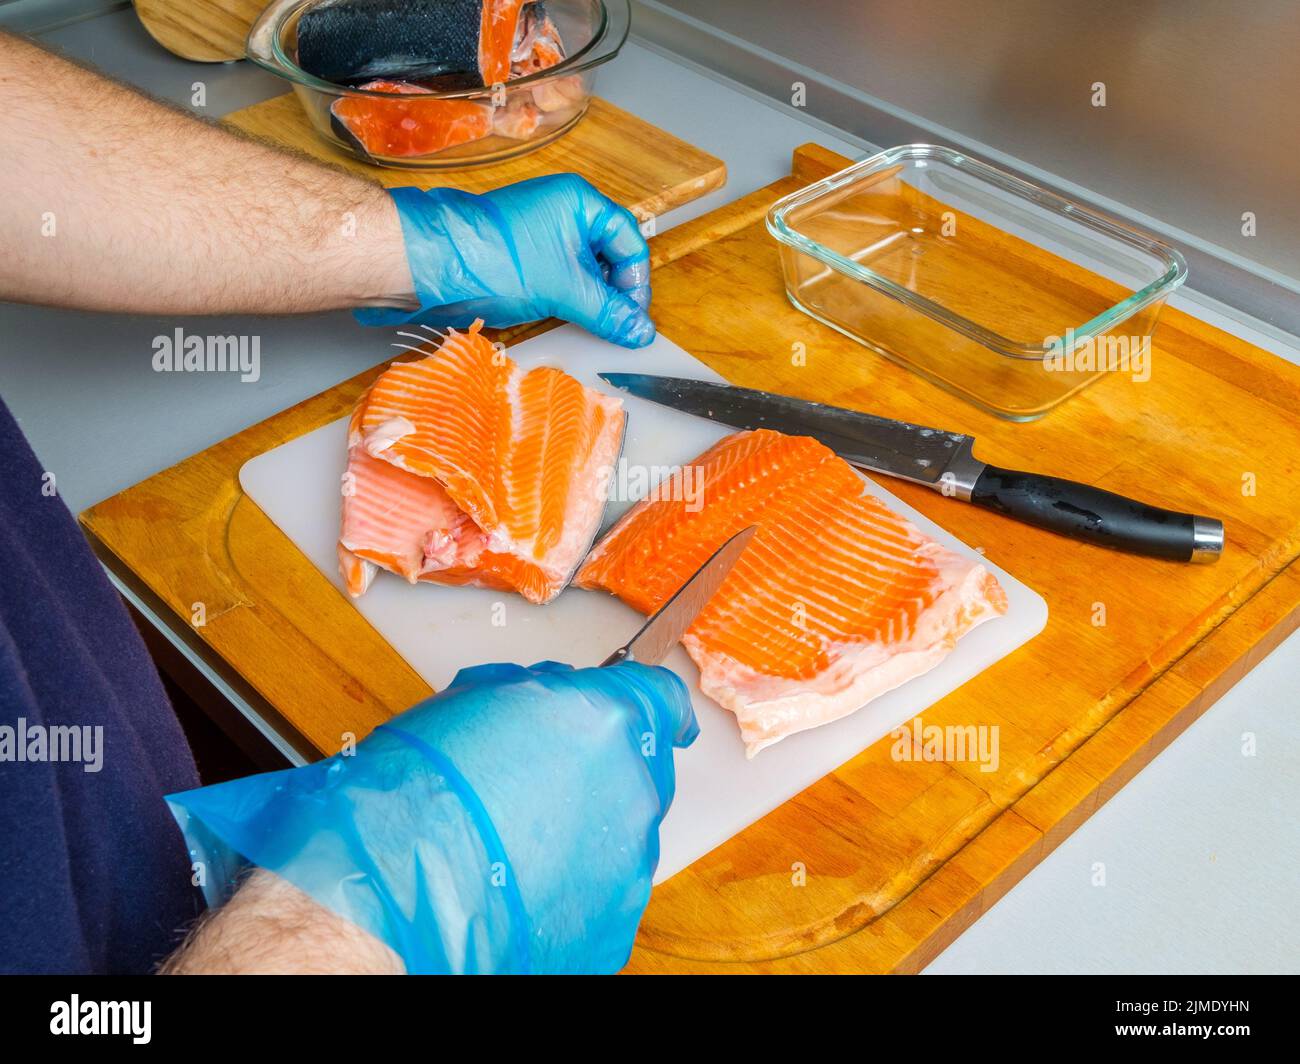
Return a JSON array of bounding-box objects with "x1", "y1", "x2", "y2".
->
[
  {"x1": 576, "y1": 429, "x2": 1008, "y2": 755},
  {"x1": 340, "y1": 321, "x2": 625, "y2": 605}
]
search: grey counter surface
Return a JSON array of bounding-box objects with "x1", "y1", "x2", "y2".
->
[{"x1": 5, "y1": 7, "x2": 1296, "y2": 974}]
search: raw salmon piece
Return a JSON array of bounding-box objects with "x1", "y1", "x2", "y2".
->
[
  {"x1": 356, "y1": 320, "x2": 512, "y2": 527},
  {"x1": 492, "y1": 95, "x2": 542, "y2": 139},
  {"x1": 417, "y1": 543, "x2": 553, "y2": 603},
  {"x1": 531, "y1": 74, "x2": 584, "y2": 113},
  {"x1": 339, "y1": 544, "x2": 376, "y2": 598},
  {"x1": 576, "y1": 429, "x2": 1009, "y2": 756},
  {"x1": 479, "y1": 0, "x2": 528, "y2": 84},
  {"x1": 511, "y1": 2, "x2": 566, "y2": 75},
  {"x1": 354, "y1": 320, "x2": 625, "y2": 604},
  {"x1": 336, "y1": 445, "x2": 542, "y2": 600},
  {"x1": 297, "y1": 0, "x2": 529, "y2": 87},
  {"x1": 339, "y1": 443, "x2": 486, "y2": 590},
  {"x1": 332, "y1": 80, "x2": 493, "y2": 157}
]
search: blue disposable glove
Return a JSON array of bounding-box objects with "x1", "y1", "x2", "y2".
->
[
  {"x1": 166, "y1": 661, "x2": 697, "y2": 974},
  {"x1": 358, "y1": 174, "x2": 655, "y2": 348}
]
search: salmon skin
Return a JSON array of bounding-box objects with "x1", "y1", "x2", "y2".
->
[
  {"x1": 340, "y1": 321, "x2": 625, "y2": 605},
  {"x1": 576, "y1": 429, "x2": 1009, "y2": 756},
  {"x1": 297, "y1": 0, "x2": 533, "y2": 87},
  {"x1": 312, "y1": 0, "x2": 568, "y2": 157}
]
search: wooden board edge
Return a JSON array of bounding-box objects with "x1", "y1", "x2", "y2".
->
[
  {"x1": 81, "y1": 520, "x2": 323, "y2": 764},
  {"x1": 584, "y1": 96, "x2": 730, "y2": 221},
  {"x1": 644, "y1": 143, "x2": 838, "y2": 268},
  {"x1": 133, "y1": 1, "x2": 255, "y2": 64},
  {"x1": 791, "y1": 142, "x2": 855, "y2": 182},
  {"x1": 220, "y1": 94, "x2": 729, "y2": 221}
]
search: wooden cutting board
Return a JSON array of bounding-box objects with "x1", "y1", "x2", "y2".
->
[
  {"x1": 223, "y1": 93, "x2": 727, "y2": 218},
  {"x1": 80, "y1": 144, "x2": 1300, "y2": 973},
  {"x1": 236, "y1": 326, "x2": 1048, "y2": 884},
  {"x1": 134, "y1": 0, "x2": 266, "y2": 63}
]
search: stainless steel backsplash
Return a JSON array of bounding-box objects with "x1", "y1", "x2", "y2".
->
[{"x1": 644, "y1": 0, "x2": 1300, "y2": 293}]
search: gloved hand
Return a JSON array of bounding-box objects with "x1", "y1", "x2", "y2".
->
[
  {"x1": 358, "y1": 174, "x2": 655, "y2": 348},
  {"x1": 166, "y1": 661, "x2": 697, "y2": 974}
]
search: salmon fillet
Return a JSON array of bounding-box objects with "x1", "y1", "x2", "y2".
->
[
  {"x1": 340, "y1": 320, "x2": 624, "y2": 604},
  {"x1": 332, "y1": 80, "x2": 493, "y2": 158},
  {"x1": 576, "y1": 429, "x2": 1008, "y2": 756},
  {"x1": 340, "y1": 444, "x2": 485, "y2": 582},
  {"x1": 479, "y1": 0, "x2": 528, "y2": 85}
]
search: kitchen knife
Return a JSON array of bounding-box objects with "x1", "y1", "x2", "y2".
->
[
  {"x1": 600, "y1": 526, "x2": 757, "y2": 667},
  {"x1": 598, "y1": 374, "x2": 1223, "y2": 564}
]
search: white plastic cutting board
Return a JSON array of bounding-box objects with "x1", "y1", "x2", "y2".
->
[{"x1": 240, "y1": 325, "x2": 1048, "y2": 882}]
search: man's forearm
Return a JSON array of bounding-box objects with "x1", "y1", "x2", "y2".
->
[
  {"x1": 0, "y1": 32, "x2": 415, "y2": 315},
  {"x1": 161, "y1": 869, "x2": 405, "y2": 974}
]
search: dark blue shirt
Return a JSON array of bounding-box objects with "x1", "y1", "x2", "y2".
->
[{"x1": 0, "y1": 396, "x2": 202, "y2": 974}]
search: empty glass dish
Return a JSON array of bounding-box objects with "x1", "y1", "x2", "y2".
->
[{"x1": 767, "y1": 145, "x2": 1187, "y2": 420}]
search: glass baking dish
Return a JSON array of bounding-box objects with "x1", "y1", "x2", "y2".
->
[
  {"x1": 767, "y1": 145, "x2": 1187, "y2": 420},
  {"x1": 246, "y1": 0, "x2": 627, "y2": 169}
]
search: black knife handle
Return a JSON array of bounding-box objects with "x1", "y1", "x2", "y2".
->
[{"x1": 969, "y1": 465, "x2": 1224, "y2": 563}]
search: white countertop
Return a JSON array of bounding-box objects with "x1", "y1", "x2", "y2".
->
[{"x1": 7, "y1": 7, "x2": 1297, "y2": 974}]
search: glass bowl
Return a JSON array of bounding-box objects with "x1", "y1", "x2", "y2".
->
[
  {"x1": 246, "y1": 0, "x2": 628, "y2": 169},
  {"x1": 767, "y1": 145, "x2": 1187, "y2": 421}
]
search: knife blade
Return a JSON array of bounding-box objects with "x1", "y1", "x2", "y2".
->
[
  {"x1": 600, "y1": 526, "x2": 757, "y2": 667},
  {"x1": 600, "y1": 373, "x2": 973, "y2": 489},
  {"x1": 599, "y1": 373, "x2": 1224, "y2": 564}
]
